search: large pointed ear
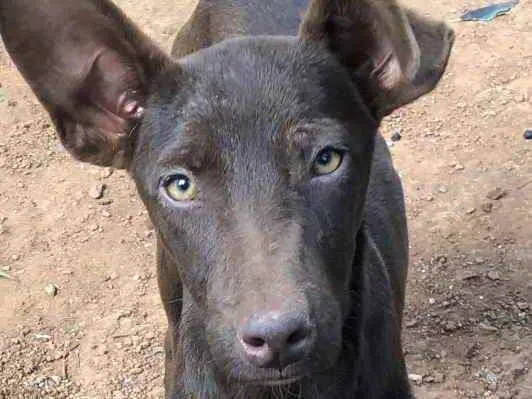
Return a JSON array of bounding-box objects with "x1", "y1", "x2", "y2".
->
[
  {"x1": 0, "y1": 0, "x2": 172, "y2": 167},
  {"x1": 299, "y1": 0, "x2": 454, "y2": 118}
]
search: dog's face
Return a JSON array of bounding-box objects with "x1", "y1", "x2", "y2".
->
[
  {"x1": 0, "y1": 0, "x2": 453, "y2": 387},
  {"x1": 132, "y1": 37, "x2": 376, "y2": 382}
]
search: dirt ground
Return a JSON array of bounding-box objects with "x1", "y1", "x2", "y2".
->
[{"x1": 0, "y1": 0, "x2": 530, "y2": 398}]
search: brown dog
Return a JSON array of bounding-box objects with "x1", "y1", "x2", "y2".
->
[{"x1": 0, "y1": 0, "x2": 454, "y2": 397}]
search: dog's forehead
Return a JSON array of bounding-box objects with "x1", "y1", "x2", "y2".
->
[
  {"x1": 166, "y1": 37, "x2": 372, "y2": 143},
  {"x1": 181, "y1": 36, "x2": 311, "y2": 84},
  {"x1": 177, "y1": 37, "x2": 346, "y2": 118}
]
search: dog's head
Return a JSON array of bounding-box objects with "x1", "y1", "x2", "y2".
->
[{"x1": 1, "y1": 0, "x2": 453, "y2": 386}]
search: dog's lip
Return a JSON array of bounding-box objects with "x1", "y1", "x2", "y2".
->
[{"x1": 242, "y1": 375, "x2": 303, "y2": 386}]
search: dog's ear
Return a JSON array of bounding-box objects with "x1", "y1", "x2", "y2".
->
[
  {"x1": 299, "y1": 0, "x2": 454, "y2": 118},
  {"x1": 0, "y1": 0, "x2": 171, "y2": 167}
]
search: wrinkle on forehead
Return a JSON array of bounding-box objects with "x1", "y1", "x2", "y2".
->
[
  {"x1": 282, "y1": 118, "x2": 352, "y2": 151},
  {"x1": 156, "y1": 119, "x2": 215, "y2": 172}
]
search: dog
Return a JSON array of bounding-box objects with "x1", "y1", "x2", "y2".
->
[{"x1": 0, "y1": 0, "x2": 454, "y2": 397}]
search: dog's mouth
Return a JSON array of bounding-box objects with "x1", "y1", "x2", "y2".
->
[
  {"x1": 235, "y1": 365, "x2": 307, "y2": 387},
  {"x1": 257, "y1": 376, "x2": 303, "y2": 386},
  {"x1": 242, "y1": 375, "x2": 303, "y2": 386}
]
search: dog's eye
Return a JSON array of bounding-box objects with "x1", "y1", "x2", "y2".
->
[
  {"x1": 312, "y1": 148, "x2": 343, "y2": 175},
  {"x1": 163, "y1": 172, "x2": 198, "y2": 202}
]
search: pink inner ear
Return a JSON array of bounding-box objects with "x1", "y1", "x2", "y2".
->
[
  {"x1": 118, "y1": 93, "x2": 145, "y2": 119},
  {"x1": 86, "y1": 50, "x2": 145, "y2": 123},
  {"x1": 372, "y1": 51, "x2": 404, "y2": 91}
]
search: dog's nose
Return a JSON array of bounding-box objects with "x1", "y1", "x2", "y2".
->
[{"x1": 239, "y1": 311, "x2": 316, "y2": 370}]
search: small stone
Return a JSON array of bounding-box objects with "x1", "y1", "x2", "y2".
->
[
  {"x1": 88, "y1": 224, "x2": 99, "y2": 232},
  {"x1": 510, "y1": 362, "x2": 528, "y2": 379},
  {"x1": 438, "y1": 186, "x2": 448, "y2": 194},
  {"x1": 460, "y1": 270, "x2": 482, "y2": 281},
  {"x1": 63, "y1": 323, "x2": 80, "y2": 335},
  {"x1": 140, "y1": 341, "x2": 151, "y2": 350},
  {"x1": 443, "y1": 320, "x2": 458, "y2": 332},
  {"x1": 2, "y1": 265, "x2": 11, "y2": 271},
  {"x1": 524, "y1": 129, "x2": 532, "y2": 140},
  {"x1": 479, "y1": 322, "x2": 499, "y2": 332},
  {"x1": 97, "y1": 199, "x2": 113, "y2": 206},
  {"x1": 466, "y1": 343, "x2": 480, "y2": 359},
  {"x1": 466, "y1": 207, "x2": 476, "y2": 215},
  {"x1": 431, "y1": 372, "x2": 445, "y2": 383},
  {"x1": 429, "y1": 297, "x2": 436, "y2": 305},
  {"x1": 480, "y1": 369, "x2": 498, "y2": 386},
  {"x1": 516, "y1": 302, "x2": 530, "y2": 311},
  {"x1": 391, "y1": 131, "x2": 402, "y2": 142},
  {"x1": 130, "y1": 367, "x2": 143, "y2": 375},
  {"x1": 118, "y1": 310, "x2": 133, "y2": 320},
  {"x1": 423, "y1": 375, "x2": 435, "y2": 383},
  {"x1": 454, "y1": 163, "x2": 465, "y2": 171},
  {"x1": 425, "y1": 195, "x2": 434, "y2": 202},
  {"x1": 102, "y1": 211, "x2": 111, "y2": 218},
  {"x1": 424, "y1": 372, "x2": 445, "y2": 384},
  {"x1": 487, "y1": 271, "x2": 501, "y2": 281},
  {"x1": 32, "y1": 376, "x2": 47, "y2": 388},
  {"x1": 486, "y1": 188, "x2": 507, "y2": 201},
  {"x1": 152, "y1": 346, "x2": 165, "y2": 355},
  {"x1": 89, "y1": 183, "x2": 106, "y2": 200},
  {"x1": 408, "y1": 374, "x2": 423, "y2": 385},
  {"x1": 44, "y1": 284, "x2": 58, "y2": 297},
  {"x1": 100, "y1": 167, "x2": 114, "y2": 179},
  {"x1": 510, "y1": 361, "x2": 528, "y2": 379},
  {"x1": 106, "y1": 272, "x2": 118, "y2": 281},
  {"x1": 517, "y1": 90, "x2": 528, "y2": 102},
  {"x1": 97, "y1": 345, "x2": 109, "y2": 356},
  {"x1": 33, "y1": 333, "x2": 52, "y2": 342},
  {"x1": 405, "y1": 319, "x2": 419, "y2": 328},
  {"x1": 435, "y1": 255, "x2": 448, "y2": 264},
  {"x1": 11, "y1": 254, "x2": 20, "y2": 261},
  {"x1": 481, "y1": 202, "x2": 493, "y2": 213},
  {"x1": 49, "y1": 376, "x2": 62, "y2": 386}
]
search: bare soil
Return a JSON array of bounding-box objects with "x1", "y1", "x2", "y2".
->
[{"x1": 0, "y1": 0, "x2": 530, "y2": 398}]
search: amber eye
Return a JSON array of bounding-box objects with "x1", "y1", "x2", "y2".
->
[
  {"x1": 312, "y1": 148, "x2": 343, "y2": 175},
  {"x1": 163, "y1": 171, "x2": 198, "y2": 202}
]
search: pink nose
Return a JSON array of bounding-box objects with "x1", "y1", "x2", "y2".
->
[{"x1": 239, "y1": 311, "x2": 316, "y2": 370}]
